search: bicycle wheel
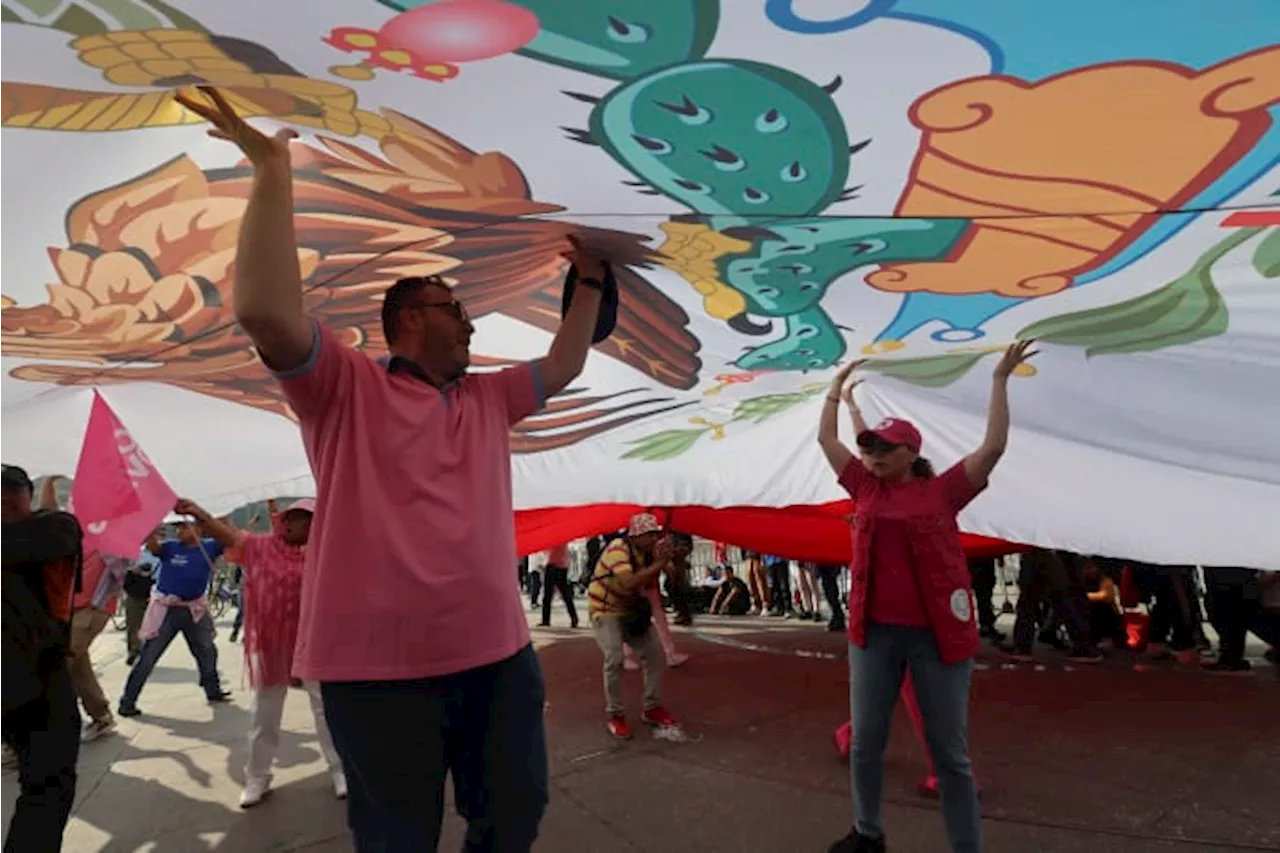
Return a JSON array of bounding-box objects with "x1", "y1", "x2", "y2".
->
[{"x1": 210, "y1": 589, "x2": 228, "y2": 619}]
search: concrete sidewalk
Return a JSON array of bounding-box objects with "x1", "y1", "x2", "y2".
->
[{"x1": 4, "y1": 604, "x2": 1276, "y2": 852}]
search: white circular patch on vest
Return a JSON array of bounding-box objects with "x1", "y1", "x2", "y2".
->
[{"x1": 950, "y1": 589, "x2": 972, "y2": 622}]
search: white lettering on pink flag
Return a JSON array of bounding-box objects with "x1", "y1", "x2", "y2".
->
[{"x1": 71, "y1": 390, "x2": 176, "y2": 557}]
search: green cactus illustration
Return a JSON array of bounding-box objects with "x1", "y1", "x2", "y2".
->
[
  {"x1": 717, "y1": 216, "x2": 967, "y2": 317},
  {"x1": 587, "y1": 59, "x2": 853, "y2": 217},
  {"x1": 732, "y1": 305, "x2": 848, "y2": 372},
  {"x1": 509, "y1": 0, "x2": 720, "y2": 80}
]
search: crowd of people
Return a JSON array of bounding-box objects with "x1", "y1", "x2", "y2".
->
[{"x1": 3, "y1": 86, "x2": 1276, "y2": 853}]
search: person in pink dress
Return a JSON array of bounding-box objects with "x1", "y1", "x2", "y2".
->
[{"x1": 175, "y1": 498, "x2": 344, "y2": 809}]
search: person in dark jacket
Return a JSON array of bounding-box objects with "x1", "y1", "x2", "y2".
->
[{"x1": 2, "y1": 464, "x2": 83, "y2": 852}]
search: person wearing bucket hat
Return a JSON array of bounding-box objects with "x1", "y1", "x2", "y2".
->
[
  {"x1": 171, "y1": 497, "x2": 345, "y2": 808},
  {"x1": 585, "y1": 512, "x2": 681, "y2": 740},
  {"x1": 174, "y1": 87, "x2": 620, "y2": 847},
  {"x1": 820, "y1": 341, "x2": 1036, "y2": 853}
]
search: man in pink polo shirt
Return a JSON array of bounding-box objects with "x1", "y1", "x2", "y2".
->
[{"x1": 177, "y1": 87, "x2": 614, "y2": 851}]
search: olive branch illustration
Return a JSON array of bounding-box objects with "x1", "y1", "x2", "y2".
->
[{"x1": 621, "y1": 383, "x2": 827, "y2": 462}]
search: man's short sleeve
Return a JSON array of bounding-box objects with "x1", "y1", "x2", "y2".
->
[
  {"x1": 474, "y1": 361, "x2": 547, "y2": 427},
  {"x1": 269, "y1": 320, "x2": 360, "y2": 422},
  {"x1": 939, "y1": 461, "x2": 987, "y2": 515},
  {"x1": 199, "y1": 538, "x2": 226, "y2": 563},
  {"x1": 838, "y1": 458, "x2": 871, "y2": 498}
]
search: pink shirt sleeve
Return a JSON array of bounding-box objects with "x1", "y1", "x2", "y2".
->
[
  {"x1": 269, "y1": 321, "x2": 360, "y2": 423},
  {"x1": 939, "y1": 461, "x2": 987, "y2": 514},
  {"x1": 227, "y1": 531, "x2": 268, "y2": 569},
  {"x1": 837, "y1": 457, "x2": 871, "y2": 498},
  {"x1": 473, "y1": 360, "x2": 546, "y2": 427}
]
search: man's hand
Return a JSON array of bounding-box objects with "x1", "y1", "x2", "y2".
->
[
  {"x1": 173, "y1": 498, "x2": 209, "y2": 521},
  {"x1": 561, "y1": 234, "x2": 607, "y2": 280},
  {"x1": 173, "y1": 87, "x2": 296, "y2": 167}
]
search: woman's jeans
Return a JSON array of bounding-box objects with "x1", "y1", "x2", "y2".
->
[{"x1": 849, "y1": 624, "x2": 981, "y2": 853}]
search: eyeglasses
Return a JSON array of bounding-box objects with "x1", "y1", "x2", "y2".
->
[{"x1": 856, "y1": 437, "x2": 900, "y2": 455}]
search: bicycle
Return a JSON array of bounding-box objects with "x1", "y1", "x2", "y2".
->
[{"x1": 207, "y1": 563, "x2": 241, "y2": 619}]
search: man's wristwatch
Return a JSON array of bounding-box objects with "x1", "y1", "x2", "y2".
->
[{"x1": 577, "y1": 275, "x2": 605, "y2": 292}]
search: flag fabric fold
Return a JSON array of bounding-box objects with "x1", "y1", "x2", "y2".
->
[{"x1": 70, "y1": 391, "x2": 176, "y2": 557}]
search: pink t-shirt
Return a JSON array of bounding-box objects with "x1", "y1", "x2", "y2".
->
[
  {"x1": 275, "y1": 322, "x2": 545, "y2": 681},
  {"x1": 838, "y1": 460, "x2": 984, "y2": 629}
]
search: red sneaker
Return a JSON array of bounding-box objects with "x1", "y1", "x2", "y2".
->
[
  {"x1": 916, "y1": 776, "x2": 939, "y2": 799},
  {"x1": 641, "y1": 706, "x2": 678, "y2": 728},
  {"x1": 606, "y1": 715, "x2": 632, "y2": 740}
]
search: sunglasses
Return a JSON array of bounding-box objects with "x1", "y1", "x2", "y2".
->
[
  {"x1": 857, "y1": 436, "x2": 901, "y2": 455},
  {"x1": 406, "y1": 298, "x2": 470, "y2": 324}
]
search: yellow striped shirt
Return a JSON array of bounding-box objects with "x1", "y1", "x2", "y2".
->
[{"x1": 587, "y1": 539, "x2": 637, "y2": 616}]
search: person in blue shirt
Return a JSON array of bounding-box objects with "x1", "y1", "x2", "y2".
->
[
  {"x1": 118, "y1": 516, "x2": 231, "y2": 717},
  {"x1": 122, "y1": 547, "x2": 161, "y2": 665}
]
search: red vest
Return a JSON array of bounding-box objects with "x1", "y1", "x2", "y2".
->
[{"x1": 847, "y1": 488, "x2": 979, "y2": 665}]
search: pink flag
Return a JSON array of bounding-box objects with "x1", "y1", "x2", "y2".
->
[{"x1": 70, "y1": 391, "x2": 176, "y2": 557}]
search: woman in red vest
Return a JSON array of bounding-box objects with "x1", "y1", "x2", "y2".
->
[{"x1": 821, "y1": 342, "x2": 1035, "y2": 853}]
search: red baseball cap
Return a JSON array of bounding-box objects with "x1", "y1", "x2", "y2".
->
[{"x1": 857, "y1": 418, "x2": 922, "y2": 453}]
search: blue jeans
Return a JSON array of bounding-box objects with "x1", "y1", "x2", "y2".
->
[
  {"x1": 849, "y1": 624, "x2": 981, "y2": 853},
  {"x1": 321, "y1": 644, "x2": 548, "y2": 853},
  {"x1": 120, "y1": 606, "x2": 222, "y2": 707}
]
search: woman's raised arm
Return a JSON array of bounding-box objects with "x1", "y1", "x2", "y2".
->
[
  {"x1": 818, "y1": 361, "x2": 863, "y2": 475},
  {"x1": 963, "y1": 341, "x2": 1036, "y2": 487}
]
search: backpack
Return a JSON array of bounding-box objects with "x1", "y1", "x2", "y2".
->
[{"x1": 2, "y1": 510, "x2": 83, "y2": 716}]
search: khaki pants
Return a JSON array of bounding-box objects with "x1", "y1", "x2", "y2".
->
[
  {"x1": 69, "y1": 607, "x2": 112, "y2": 724},
  {"x1": 591, "y1": 614, "x2": 662, "y2": 717}
]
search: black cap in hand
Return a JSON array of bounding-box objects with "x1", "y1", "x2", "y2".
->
[{"x1": 561, "y1": 262, "x2": 619, "y2": 344}]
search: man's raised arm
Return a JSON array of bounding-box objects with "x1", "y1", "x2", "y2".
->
[{"x1": 174, "y1": 87, "x2": 311, "y2": 372}]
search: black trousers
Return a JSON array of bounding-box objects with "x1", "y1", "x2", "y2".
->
[
  {"x1": 816, "y1": 565, "x2": 845, "y2": 627},
  {"x1": 1012, "y1": 551, "x2": 1090, "y2": 652},
  {"x1": 321, "y1": 645, "x2": 548, "y2": 852},
  {"x1": 968, "y1": 559, "x2": 998, "y2": 631},
  {"x1": 541, "y1": 566, "x2": 578, "y2": 627},
  {"x1": 1141, "y1": 565, "x2": 1196, "y2": 651},
  {"x1": 3, "y1": 663, "x2": 80, "y2": 853},
  {"x1": 665, "y1": 575, "x2": 693, "y2": 623},
  {"x1": 767, "y1": 562, "x2": 793, "y2": 613},
  {"x1": 1204, "y1": 567, "x2": 1258, "y2": 665}
]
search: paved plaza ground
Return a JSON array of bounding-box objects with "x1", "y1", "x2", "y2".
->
[{"x1": 3, "y1": 602, "x2": 1276, "y2": 852}]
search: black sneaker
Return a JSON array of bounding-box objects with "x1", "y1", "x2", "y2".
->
[
  {"x1": 829, "y1": 828, "x2": 886, "y2": 852},
  {"x1": 1067, "y1": 646, "x2": 1104, "y2": 664},
  {"x1": 118, "y1": 703, "x2": 141, "y2": 718},
  {"x1": 207, "y1": 691, "x2": 233, "y2": 703},
  {"x1": 1202, "y1": 659, "x2": 1252, "y2": 675}
]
